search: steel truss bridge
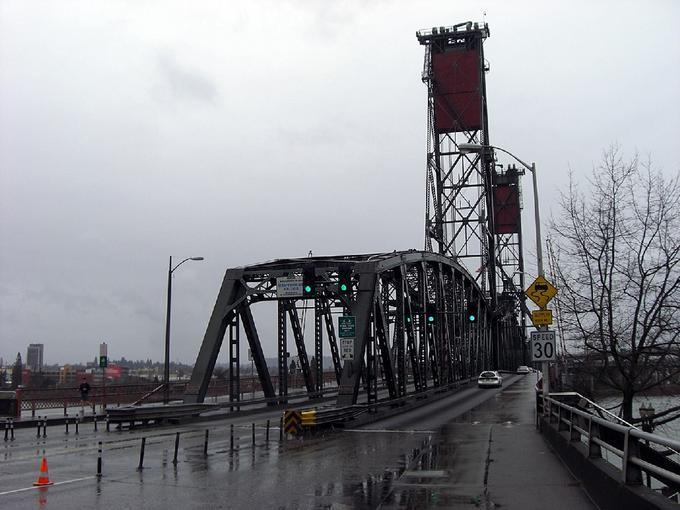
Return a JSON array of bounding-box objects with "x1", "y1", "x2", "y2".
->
[
  {"x1": 184, "y1": 251, "x2": 523, "y2": 407},
  {"x1": 185, "y1": 22, "x2": 527, "y2": 409}
]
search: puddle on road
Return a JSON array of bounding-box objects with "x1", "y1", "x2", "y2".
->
[
  {"x1": 316, "y1": 448, "x2": 422, "y2": 508},
  {"x1": 369, "y1": 438, "x2": 484, "y2": 508},
  {"x1": 452, "y1": 408, "x2": 518, "y2": 426},
  {"x1": 129, "y1": 429, "x2": 472, "y2": 508},
  {"x1": 308, "y1": 434, "x2": 479, "y2": 508}
]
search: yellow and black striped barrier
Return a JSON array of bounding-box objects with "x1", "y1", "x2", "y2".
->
[
  {"x1": 283, "y1": 410, "x2": 301, "y2": 436},
  {"x1": 283, "y1": 406, "x2": 365, "y2": 435},
  {"x1": 300, "y1": 410, "x2": 316, "y2": 427}
]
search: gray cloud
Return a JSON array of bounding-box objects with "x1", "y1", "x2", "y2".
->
[
  {"x1": 0, "y1": 1, "x2": 678, "y2": 365},
  {"x1": 155, "y1": 51, "x2": 218, "y2": 104}
]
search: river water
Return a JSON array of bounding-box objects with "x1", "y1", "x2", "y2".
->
[{"x1": 598, "y1": 394, "x2": 680, "y2": 440}]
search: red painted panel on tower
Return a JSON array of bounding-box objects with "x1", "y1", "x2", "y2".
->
[
  {"x1": 494, "y1": 185, "x2": 521, "y2": 234},
  {"x1": 432, "y1": 50, "x2": 480, "y2": 94},
  {"x1": 432, "y1": 49, "x2": 482, "y2": 132}
]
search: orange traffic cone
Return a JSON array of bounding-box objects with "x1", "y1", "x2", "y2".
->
[{"x1": 33, "y1": 456, "x2": 54, "y2": 486}]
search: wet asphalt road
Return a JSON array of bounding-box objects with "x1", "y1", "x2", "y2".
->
[{"x1": 1, "y1": 374, "x2": 593, "y2": 509}]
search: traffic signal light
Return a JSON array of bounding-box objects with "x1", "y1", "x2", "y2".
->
[
  {"x1": 467, "y1": 302, "x2": 477, "y2": 322},
  {"x1": 426, "y1": 303, "x2": 436, "y2": 326},
  {"x1": 338, "y1": 264, "x2": 352, "y2": 294},
  {"x1": 303, "y1": 265, "x2": 315, "y2": 297}
]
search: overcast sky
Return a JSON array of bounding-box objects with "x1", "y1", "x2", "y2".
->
[{"x1": 1, "y1": 1, "x2": 679, "y2": 366}]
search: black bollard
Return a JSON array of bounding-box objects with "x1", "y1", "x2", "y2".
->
[
  {"x1": 204, "y1": 429, "x2": 209, "y2": 456},
  {"x1": 252, "y1": 423, "x2": 255, "y2": 446},
  {"x1": 10, "y1": 419, "x2": 14, "y2": 441},
  {"x1": 75, "y1": 416, "x2": 80, "y2": 435},
  {"x1": 97, "y1": 441, "x2": 102, "y2": 478},
  {"x1": 4, "y1": 420, "x2": 8, "y2": 442},
  {"x1": 93, "y1": 416, "x2": 98, "y2": 432},
  {"x1": 137, "y1": 437, "x2": 146, "y2": 470},
  {"x1": 172, "y1": 432, "x2": 180, "y2": 465},
  {"x1": 42, "y1": 418, "x2": 47, "y2": 439},
  {"x1": 36, "y1": 418, "x2": 41, "y2": 439},
  {"x1": 105, "y1": 416, "x2": 110, "y2": 432},
  {"x1": 65, "y1": 416, "x2": 69, "y2": 435},
  {"x1": 230, "y1": 424, "x2": 234, "y2": 452},
  {"x1": 266, "y1": 419, "x2": 270, "y2": 443}
]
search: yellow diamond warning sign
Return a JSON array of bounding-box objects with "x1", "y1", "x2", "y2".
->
[{"x1": 525, "y1": 276, "x2": 557, "y2": 309}]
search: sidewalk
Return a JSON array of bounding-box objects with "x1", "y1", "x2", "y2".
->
[{"x1": 383, "y1": 376, "x2": 596, "y2": 509}]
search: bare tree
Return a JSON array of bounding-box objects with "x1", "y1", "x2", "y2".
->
[{"x1": 551, "y1": 146, "x2": 680, "y2": 421}]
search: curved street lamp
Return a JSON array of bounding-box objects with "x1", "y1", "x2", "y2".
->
[
  {"x1": 458, "y1": 143, "x2": 550, "y2": 403},
  {"x1": 164, "y1": 256, "x2": 204, "y2": 404},
  {"x1": 458, "y1": 143, "x2": 543, "y2": 278}
]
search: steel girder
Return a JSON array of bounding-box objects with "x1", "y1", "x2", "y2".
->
[
  {"x1": 417, "y1": 24, "x2": 495, "y2": 294},
  {"x1": 417, "y1": 23, "x2": 528, "y2": 368},
  {"x1": 184, "y1": 251, "x2": 520, "y2": 407}
]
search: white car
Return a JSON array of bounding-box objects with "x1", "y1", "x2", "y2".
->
[
  {"x1": 478, "y1": 370, "x2": 503, "y2": 388},
  {"x1": 516, "y1": 365, "x2": 531, "y2": 374}
]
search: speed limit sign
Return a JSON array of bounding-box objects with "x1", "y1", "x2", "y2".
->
[{"x1": 531, "y1": 330, "x2": 556, "y2": 361}]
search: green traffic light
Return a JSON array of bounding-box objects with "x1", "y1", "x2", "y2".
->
[
  {"x1": 340, "y1": 283, "x2": 348, "y2": 292},
  {"x1": 469, "y1": 314, "x2": 476, "y2": 322},
  {"x1": 304, "y1": 285, "x2": 312, "y2": 293},
  {"x1": 428, "y1": 315, "x2": 435, "y2": 323}
]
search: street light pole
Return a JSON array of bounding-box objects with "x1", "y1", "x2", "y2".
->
[
  {"x1": 164, "y1": 255, "x2": 204, "y2": 404},
  {"x1": 526, "y1": 161, "x2": 551, "y2": 409},
  {"x1": 164, "y1": 256, "x2": 173, "y2": 404},
  {"x1": 529, "y1": 162, "x2": 543, "y2": 278},
  {"x1": 459, "y1": 143, "x2": 550, "y2": 402}
]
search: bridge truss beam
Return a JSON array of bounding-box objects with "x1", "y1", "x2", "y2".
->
[
  {"x1": 184, "y1": 251, "x2": 521, "y2": 407},
  {"x1": 417, "y1": 22, "x2": 527, "y2": 363}
]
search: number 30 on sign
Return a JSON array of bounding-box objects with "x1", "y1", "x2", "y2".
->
[{"x1": 531, "y1": 331, "x2": 556, "y2": 362}]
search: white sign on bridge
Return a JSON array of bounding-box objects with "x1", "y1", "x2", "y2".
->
[
  {"x1": 276, "y1": 276, "x2": 303, "y2": 298},
  {"x1": 340, "y1": 338, "x2": 355, "y2": 361}
]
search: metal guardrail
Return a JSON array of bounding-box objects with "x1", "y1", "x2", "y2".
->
[
  {"x1": 290, "y1": 377, "x2": 476, "y2": 432},
  {"x1": 541, "y1": 393, "x2": 680, "y2": 499},
  {"x1": 106, "y1": 403, "x2": 219, "y2": 427}
]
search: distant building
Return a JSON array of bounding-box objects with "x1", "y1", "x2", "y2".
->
[
  {"x1": 27, "y1": 343, "x2": 44, "y2": 372},
  {"x1": 59, "y1": 364, "x2": 78, "y2": 386}
]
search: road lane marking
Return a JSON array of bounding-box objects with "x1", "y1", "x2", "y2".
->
[{"x1": 0, "y1": 476, "x2": 95, "y2": 495}]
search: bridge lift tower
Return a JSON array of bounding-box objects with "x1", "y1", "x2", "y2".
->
[
  {"x1": 417, "y1": 22, "x2": 526, "y2": 367},
  {"x1": 184, "y1": 22, "x2": 526, "y2": 409}
]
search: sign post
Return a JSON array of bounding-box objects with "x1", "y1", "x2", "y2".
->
[
  {"x1": 99, "y1": 342, "x2": 108, "y2": 411},
  {"x1": 525, "y1": 275, "x2": 558, "y2": 414}
]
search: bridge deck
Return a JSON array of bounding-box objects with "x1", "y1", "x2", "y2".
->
[{"x1": 381, "y1": 375, "x2": 597, "y2": 508}]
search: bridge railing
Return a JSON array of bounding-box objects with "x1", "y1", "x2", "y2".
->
[
  {"x1": 18, "y1": 382, "x2": 189, "y2": 416},
  {"x1": 542, "y1": 393, "x2": 680, "y2": 500},
  {"x1": 16, "y1": 372, "x2": 341, "y2": 417}
]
